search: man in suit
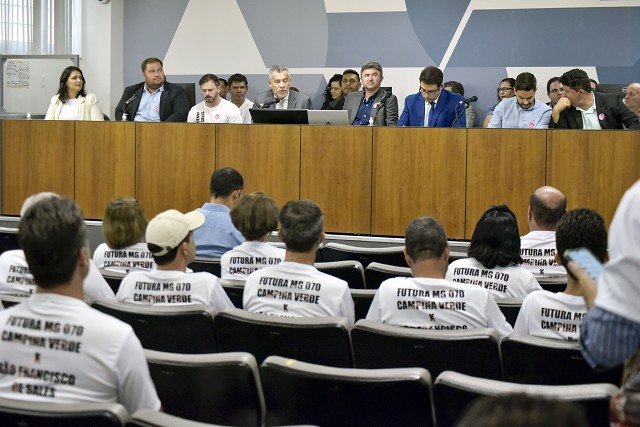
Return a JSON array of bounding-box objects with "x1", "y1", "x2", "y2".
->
[
  {"x1": 624, "y1": 83, "x2": 640, "y2": 117},
  {"x1": 397, "y1": 66, "x2": 465, "y2": 127},
  {"x1": 115, "y1": 57, "x2": 189, "y2": 122},
  {"x1": 551, "y1": 68, "x2": 639, "y2": 129},
  {"x1": 343, "y1": 61, "x2": 398, "y2": 126},
  {"x1": 254, "y1": 65, "x2": 312, "y2": 109}
]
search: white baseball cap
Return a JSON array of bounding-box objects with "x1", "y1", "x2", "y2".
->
[{"x1": 146, "y1": 209, "x2": 205, "y2": 256}]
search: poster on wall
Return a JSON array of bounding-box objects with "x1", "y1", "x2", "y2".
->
[{"x1": 5, "y1": 60, "x2": 30, "y2": 89}]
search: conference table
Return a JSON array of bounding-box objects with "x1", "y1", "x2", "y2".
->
[{"x1": 1, "y1": 120, "x2": 638, "y2": 240}]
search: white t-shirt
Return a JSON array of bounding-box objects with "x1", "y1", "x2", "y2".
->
[
  {"x1": 58, "y1": 98, "x2": 80, "y2": 120},
  {"x1": 0, "y1": 250, "x2": 115, "y2": 301},
  {"x1": 243, "y1": 261, "x2": 355, "y2": 326},
  {"x1": 237, "y1": 98, "x2": 254, "y2": 124},
  {"x1": 117, "y1": 269, "x2": 233, "y2": 312},
  {"x1": 0, "y1": 293, "x2": 160, "y2": 413},
  {"x1": 514, "y1": 290, "x2": 586, "y2": 341},
  {"x1": 520, "y1": 231, "x2": 567, "y2": 280},
  {"x1": 446, "y1": 257, "x2": 542, "y2": 299},
  {"x1": 187, "y1": 99, "x2": 243, "y2": 123},
  {"x1": 365, "y1": 276, "x2": 513, "y2": 340},
  {"x1": 220, "y1": 241, "x2": 285, "y2": 280},
  {"x1": 92, "y1": 242, "x2": 156, "y2": 273}
]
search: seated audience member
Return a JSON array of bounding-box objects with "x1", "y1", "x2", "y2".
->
[
  {"x1": 117, "y1": 209, "x2": 233, "y2": 311},
  {"x1": 334, "y1": 69, "x2": 362, "y2": 110},
  {"x1": 321, "y1": 74, "x2": 344, "y2": 110},
  {"x1": 194, "y1": 167, "x2": 244, "y2": 257},
  {"x1": 254, "y1": 65, "x2": 312, "y2": 109},
  {"x1": 221, "y1": 192, "x2": 285, "y2": 280},
  {"x1": 187, "y1": 74, "x2": 242, "y2": 123},
  {"x1": 397, "y1": 66, "x2": 465, "y2": 127},
  {"x1": 569, "y1": 180, "x2": 640, "y2": 383},
  {"x1": 590, "y1": 78, "x2": 598, "y2": 91},
  {"x1": 93, "y1": 197, "x2": 156, "y2": 273},
  {"x1": 243, "y1": 200, "x2": 355, "y2": 325},
  {"x1": 520, "y1": 186, "x2": 567, "y2": 281},
  {"x1": 483, "y1": 77, "x2": 516, "y2": 127},
  {"x1": 115, "y1": 57, "x2": 189, "y2": 122},
  {"x1": 446, "y1": 205, "x2": 542, "y2": 299},
  {"x1": 514, "y1": 209, "x2": 607, "y2": 341},
  {"x1": 228, "y1": 73, "x2": 253, "y2": 124},
  {"x1": 366, "y1": 217, "x2": 512, "y2": 339},
  {"x1": 488, "y1": 72, "x2": 551, "y2": 128},
  {"x1": 444, "y1": 80, "x2": 475, "y2": 127},
  {"x1": 0, "y1": 197, "x2": 160, "y2": 414},
  {"x1": 343, "y1": 60, "x2": 398, "y2": 126},
  {"x1": 551, "y1": 68, "x2": 639, "y2": 129},
  {"x1": 546, "y1": 76, "x2": 566, "y2": 108},
  {"x1": 218, "y1": 78, "x2": 229, "y2": 100},
  {"x1": 45, "y1": 66, "x2": 104, "y2": 121},
  {"x1": 0, "y1": 192, "x2": 115, "y2": 301},
  {"x1": 624, "y1": 83, "x2": 640, "y2": 117}
]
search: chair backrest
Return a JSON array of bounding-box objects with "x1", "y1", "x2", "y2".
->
[
  {"x1": 188, "y1": 256, "x2": 221, "y2": 277},
  {"x1": 322, "y1": 243, "x2": 407, "y2": 269},
  {"x1": 0, "y1": 397, "x2": 128, "y2": 427},
  {"x1": 351, "y1": 320, "x2": 502, "y2": 379},
  {"x1": 537, "y1": 277, "x2": 567, "y2": 292},
  {"x1": 0, "y1": 226, "x2": 19, "y2": 255},
  {"x1": 92, "y1": 300, "x2": 217, "y2": 353},
  {"x1": 314, "y1": 260, "x2": 366, "y2": 289},
  {"x1": 501, "y1": 334, "x2": 622, "y2": 386},
  {"x1": 215, "y1": 308, "x2": 353, "y2": 367},
  {"x1": 144, "y1": 350, "x2": 265, "y2": 427},
  {"x1": 364, "y1": 262, "x2": 412, "y2": 289},
  {"x1": 260, "y1": 355, "x2": 435, "y2": 427},
  {"x1": 174, "y1": 82, "x2": 197, "y2": 109},
  {"x1": 98, "y1": 268, "x2": 127, "y2": 294},
  {"x1": 447, "y1": 250, "x2": 468, "y2": 264},
  {"x1": 351, "y1": 289, "x2": 376, "y2": 321},
  {"x1": 0, "y1": 294, "x2": 28, "y2": 308},
  {"x1": 127, "y1": 409, "x2": 232, "y2": 426},
  {"x1": 496, "y1": 297, "x2": 523, "y2": 327},
  {"x1": 433, "y1": 370, "x2": 618, "y2": 427},
  {"x1": 219, "y1": 278, "x2": 245, "y2": 308}
]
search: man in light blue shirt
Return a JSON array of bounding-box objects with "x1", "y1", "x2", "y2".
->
[
  {"x1": 488, "y1": 72, "x2": 551, "y2": 129},
  {"x1": 194, "y1": 167, "x2": 244, "y2": 258}
]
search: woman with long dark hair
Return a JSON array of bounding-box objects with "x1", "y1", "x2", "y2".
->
[
  {"x1": 321, "y1": 73, "x2": 344, "y2": 110},
  {"x1": 45, "y1": 66, "x2": 104, "y2": 120}
]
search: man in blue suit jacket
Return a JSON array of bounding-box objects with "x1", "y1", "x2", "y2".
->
[{"x1": 397, "y1": 66, "x2": 466, "y2": 127}]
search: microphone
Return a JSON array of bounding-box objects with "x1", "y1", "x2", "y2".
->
[
  {"x1": 458, "y1": 96, "x2": 478, "y2": 105},
  {"x1": 124, "y1": 94, "x2": 138, "y2": 106},
  {"x1": 377, "y1": 90, "x2": 392, "y2": 105},
  {"x1": 257, "y1": 98, "x2": 280, "y2": 109}
]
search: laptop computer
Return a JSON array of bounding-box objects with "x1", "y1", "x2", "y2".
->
[{"x1": 307, "y1": 109, "x2": 350, "y2": 126}]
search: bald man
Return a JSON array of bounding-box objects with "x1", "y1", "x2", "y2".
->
[
  {"x1": 625, "y1": 83, "x2": 640, "y2": 117},
  {"x1": 520, "y1": 186, "x2": 568, "y2": 281}
]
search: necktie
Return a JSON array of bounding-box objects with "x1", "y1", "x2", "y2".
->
[{"x1": 427, "y1": 102, "x2": 436, "y2": 127}]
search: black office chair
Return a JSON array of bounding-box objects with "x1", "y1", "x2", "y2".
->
[
  {"x1": 364, "y1": 262, "x2": 412, "y2": 289},
  {"x1": 0, "y1": 397, "x2": 128, "y2": 427},
  {"x1": 92, "y1": 300, "x2": 217, "y2": 353},
  {"x1": 321, "y1": 243, "x2": 407, "y2": 269},
  {"x1": 215, "y1": 308, "x2": 353, "y2": 367},
  {"x1": 188, "y1": 256, "x2": 221, "y2": 277},
  {"x1": 0, "y1": 227, "x2": 20, "y2": 255},
  {"x1": 219, "y1": 278, "x2": 245, "y2": 308},
  {"x1": 174, "y1": 82, "x2": 197, "y2": 109},
  {"x1": 496, "y1": 297, "x2": 523, "y2": 327},
  {"x1": 351, "y1": 320, "x2": 502, "y2": 379},
  {"x1": 145, "y1": 350, "x2": 265, "y2": 427},
  {"x1": 351, "y1": 289, "x2": 376, "y2": 321},
  {"x1": 260, "y1": 355, "x2": 435, "y2": 427},
  {"x1": 98, "y1": 268, "x2": 127, "y2": 294},
  {"x1": 314, "y1": 260, "x2": 366, "y2": 289}
]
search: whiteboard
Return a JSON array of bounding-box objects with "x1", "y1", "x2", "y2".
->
[{"x1": 1, "y1": 55, "x2": 79, "y2": 114}]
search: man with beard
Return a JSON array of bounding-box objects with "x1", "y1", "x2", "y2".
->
[
  {"x1": 187, "y1": 74, "x2": 242, "y2": 123},
  {"x1": 254, "y1": 65, "x2": 312, "y2": 109},
  {"x1": 488, "y1": 72, "x2": 551, "y2": 129},
  {"x1": 115, "y1": 57, "x2": 189, "y2": 122}
]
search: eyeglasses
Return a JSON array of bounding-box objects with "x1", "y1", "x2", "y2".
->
[
  {"x1": 549, "y1": 88, "x2": 565, "y2": 94},
  {"x1": 419, "y1": 87, "x2": 440, "y2": 96},
  {"x1": 497, "y1": 87, "x2": 514, "y2": 92}
]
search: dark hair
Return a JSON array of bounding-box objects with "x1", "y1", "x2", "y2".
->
[
  {"x1": 103, "y1": 198, "x2": 148, "y2": 249},
  {"x1": 19, "y1": 197, "x2": 87, "y2": 288},
  {"x1": 530, "y1": 190, "x2": 567, "y2": 228},
  {"x1": 444, "y1": 80, "x2": 464, "y2": 96},
  {"x1": 210, "y1": 167, "x2": 244, "y2": 198},
  {"x1": 515, "y1": 72, "x2": 537, "y2": 92},
  {"x1": 141, "y1": 57, "x2": 163, "y2": 72},
  {"x1": 497, "y1": 77, "x2": 516, "y2": 101},
  {"x1": 546, "y1": 76, "x2": 561, "y2": 94},
  {"x1": 279, "y1": 200, "x2": 323, "y2": 253},
  {"x1": 219, "y1": 78, "x2": 228, "y2": 87},
  {"x1": 228, "y1": 73, "x2": 249, "y2": 86},
  {"x1": 560, "y1": 69, "x2": 592, "y2": 93},
  {"x1": 57, "y1": 66, "x2": 87, "y2": 103},
  {"x1": 231, "y1": 192, "x2": 279, "y2": 241},
  {"x1": 556, "y1": 208, "x2": 607, "y2": 268},
  {"x1": 419, "y1": 66, "x2": 443, "y2": 87},
  {"x1": 468, "y1": 205, "x2": 523, "y2": 268},
  {"x1": 405, "y1": 217, "x2": 447, "y2": 261},
  {"x1": 323, "y1": 74, "x2": 343, "y2": 103},
  {"x1": 342, "y1": 69, "x2": 360, "y2": 80},
  {"x1": 148, "y1": 232, "x2": 191, "y2": 266},
  {"x1": 361, "y1": 61, "x2": 383, "y2": 76},
  {"x1": 455, "y1": 394, "x2": 588, "y2": 427},
  {"x1": 199, "y1": 73, "x2": 220, "y2": 86}
]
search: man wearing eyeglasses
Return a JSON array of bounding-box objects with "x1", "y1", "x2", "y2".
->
[
  {"x1": 343, "y1": 61, "x2": 398, "y2": 126},
  {"x1": 546, "y1": 77, "x2": 566, "y2": 108},
  {"x1": 488, "y1": 72, "x2": 551, "y2": 129},
  {"x1": 397, "y1": 66, "x2": 466, "y2": 127}
]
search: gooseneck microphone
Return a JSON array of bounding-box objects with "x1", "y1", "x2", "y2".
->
[
  {"x1": 453, "y1": 96, "x2": 477, "y2": 127},
  {"x1": 124, "y1": 94, "x2": 138, "y2": 106},
  {"x1": 257, "y1": 98, "x2": 280, "y2": 109},
  {"x1": 458, "y1": 95, "x2": 478, "y2": 105}
]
